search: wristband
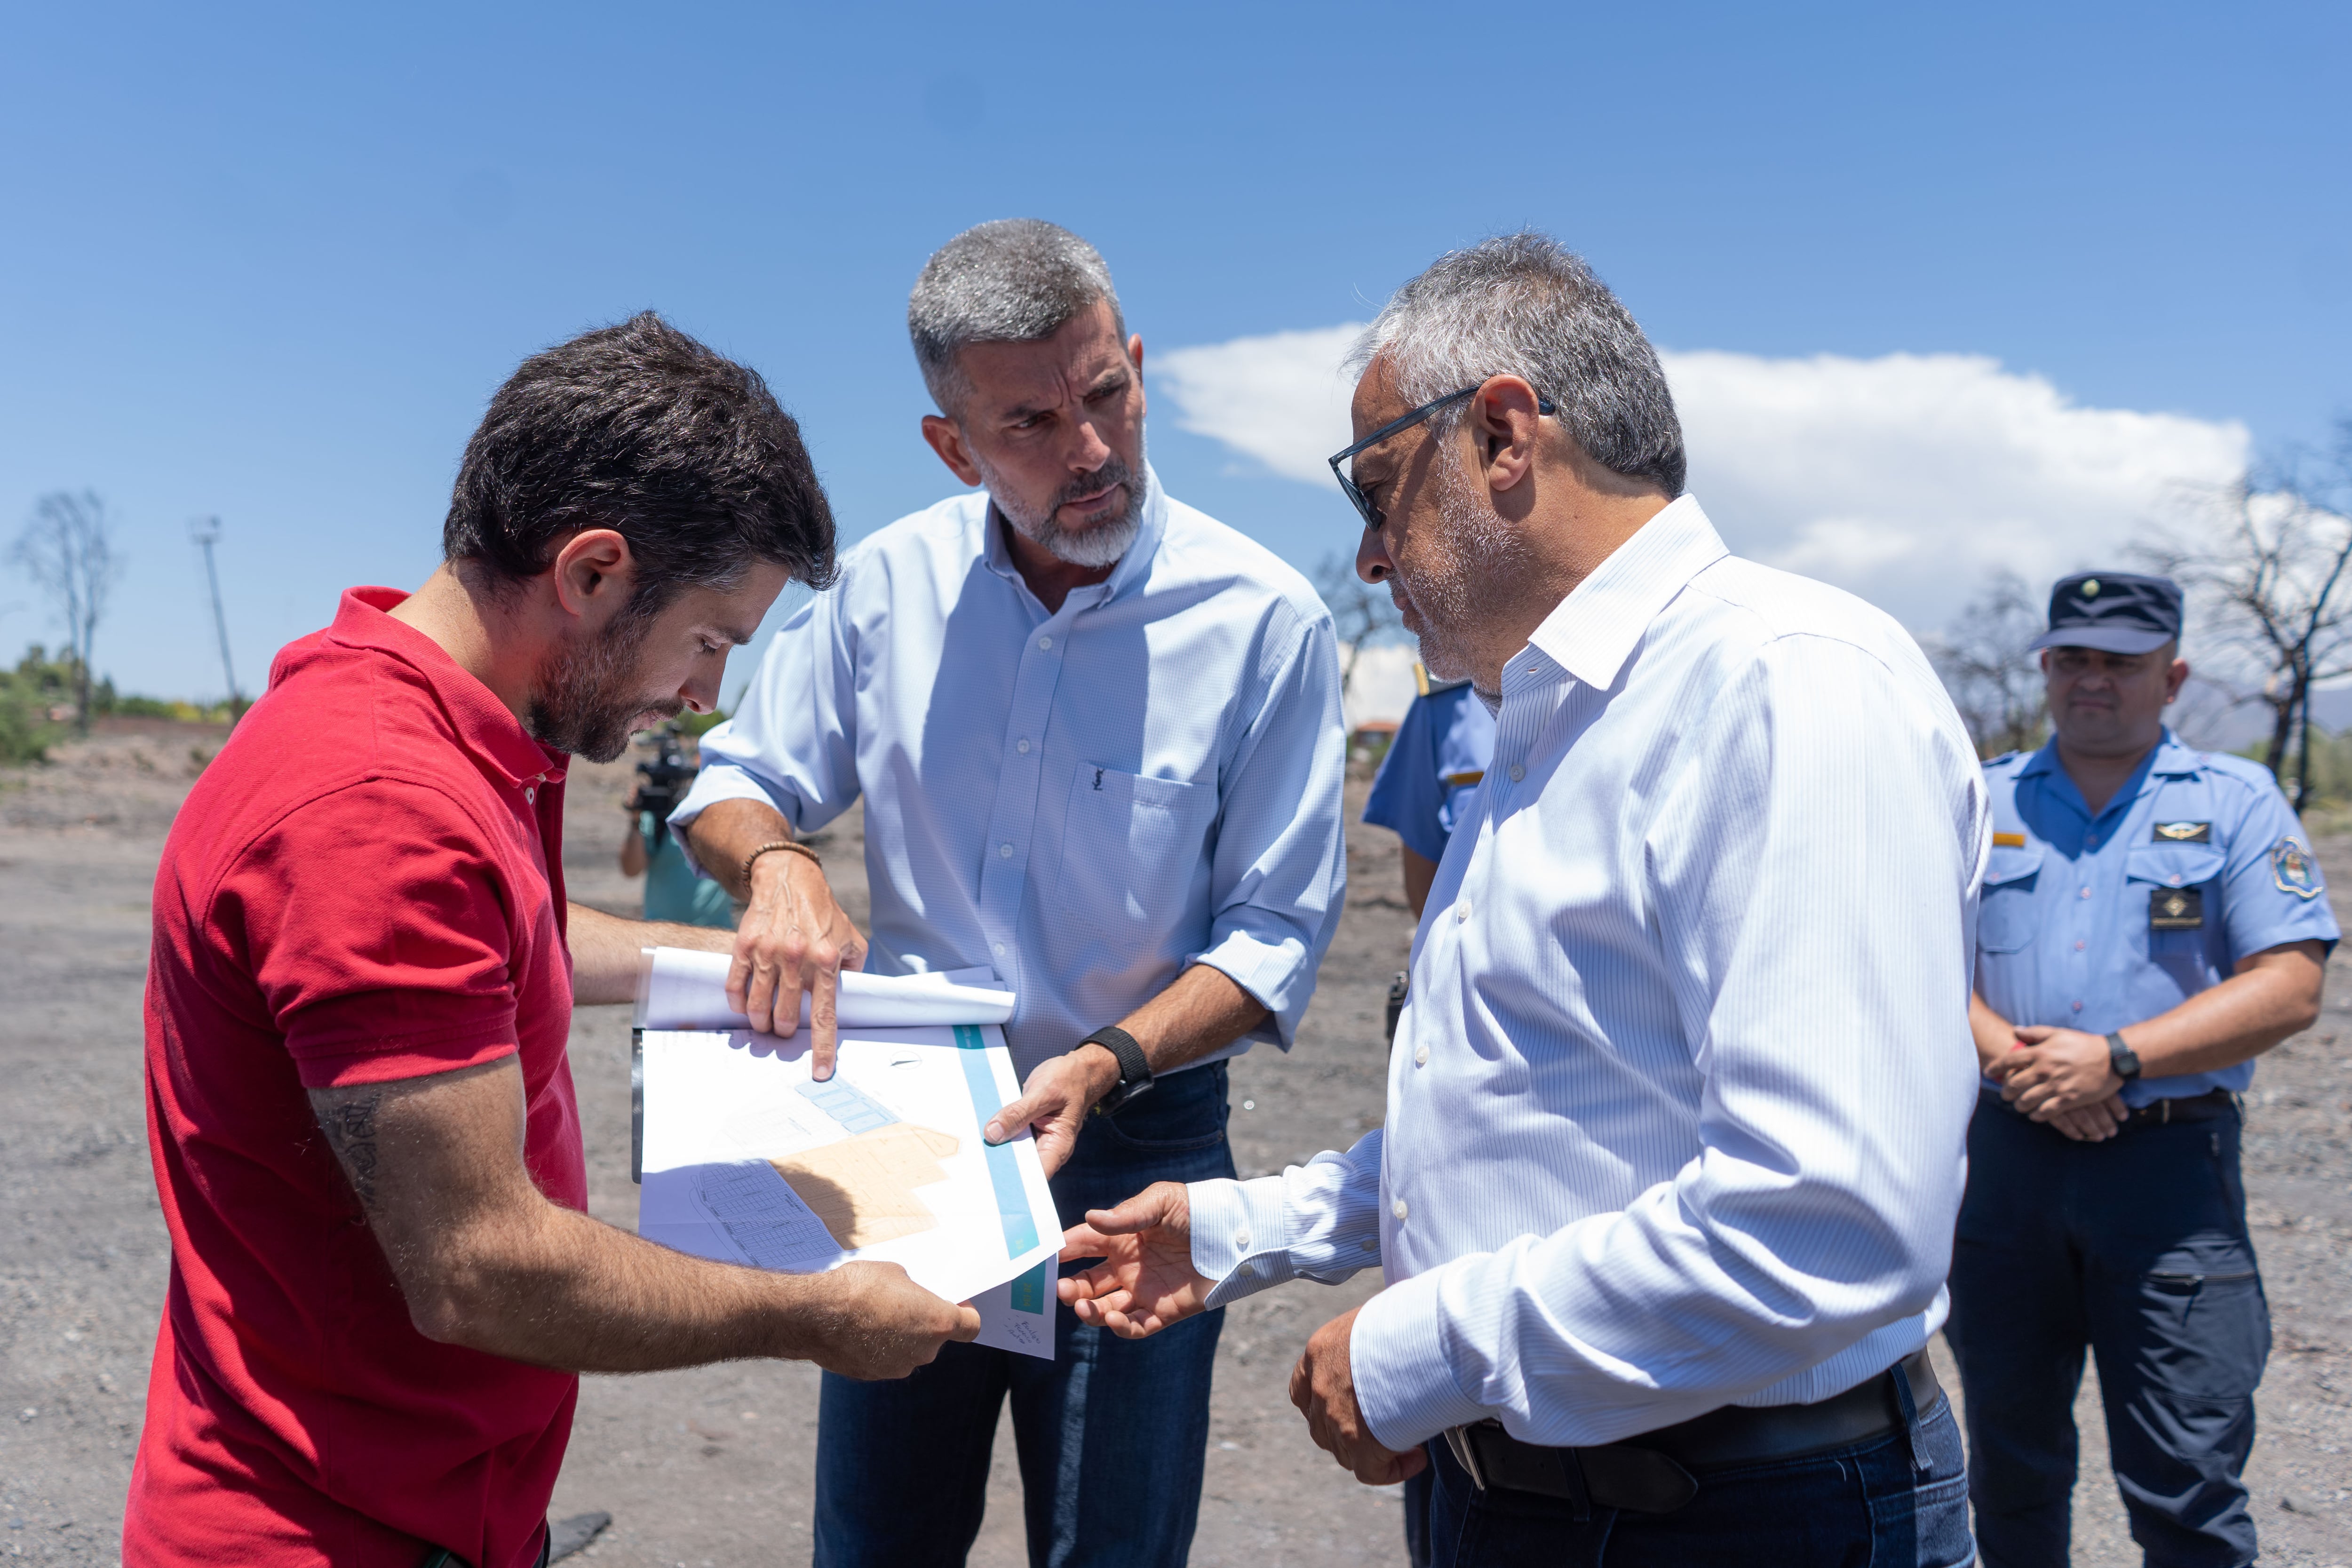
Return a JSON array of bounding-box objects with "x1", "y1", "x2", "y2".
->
[
  {"x1": 743, "y1": 839, "x2": 821, "y2": 886},
  {"x1": 2106, "y1": 1031, "x2": 2142, "y2": 1082},
  {"x1": 1082, "y1": 1025, "x2": 1154, "y2": 1115}
]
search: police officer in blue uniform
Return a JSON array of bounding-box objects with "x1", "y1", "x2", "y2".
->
[
  {"x1": 1359, "y1": 661, "x2": 1495, "y2": 1568},
  {"x1": 1364, "y1": 661, "x2": 1497, "y2": 919},
  {"x1": 1948, "y1": 572, "x2": 2337, "y2": 1568}
]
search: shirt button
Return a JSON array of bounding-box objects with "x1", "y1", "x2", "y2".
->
[
  {"x1": 2075, "y1": 940, "x2": 2086, "y2": 951},
  {"x1": 2169, "y1": 874, "x2": 2183, "y2": 886},
  {"x1": 1508, "y1": 763, "x2": 1525, "y2": 782},
  {"x1": 1392, "y1": 1198, "x2": 1409, "y2": 1221},
  {"x1": 2080, "y1": 887, "x2": 2092, "y2": 899},
  {"x1": 999, "y1": 843, "x2": 1015, "y2": 859},
  {"x1": 1234, "y1": 1262, "x2": 1253, "y2": 1278},
  {"x1": 1037, "y1": 635, "x2": 1053, "y2": 651},
  {"x1": 2072, "y1": 1000, "x2": 2084, "y2": 1011},
  {"x1": 1456, "y1": 900, "x2": 1471, "y2": 922},
  {"x1": 1234, "y1": 1230, "x2": 1251, "y2": 1251},
  {"x1": 992, "y1": 942, "x2": 1007, "y2": 957},
  {"x1": 1360, "y1": 1236, "x2": 1380, "y2": 1252},
  {"x1": 523, "y1": 786, "x2": 535, "y2": 804},
  {"x1": 1016, "y1": 738, "x2": 1031, "y2": 754},
  {"x1": 1414, "y1": 1044, "x2": 1430, "y2": 1066}
]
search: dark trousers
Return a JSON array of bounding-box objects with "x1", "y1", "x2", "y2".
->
[
  {"x1": 812, "y1": 1062, "x2": 1235, "y2": 1568},
  {"x1": 1415, "y1": 1388, "x2": 1973, "y2": 1566},
  {"x1": 1947, "y1": 1091, "x2": 2271, "y2": 1567}
]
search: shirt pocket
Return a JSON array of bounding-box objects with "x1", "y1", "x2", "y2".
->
[
  {"x1": 1979, "y1": 844, "x2": 2045, "y2": 954},
  {"x1": 1055, "y1": 763, "x2": 1217, "y2": 962},
  {"x1": 2126, "y1": 843, "x2": 2226, "y2": 962}
]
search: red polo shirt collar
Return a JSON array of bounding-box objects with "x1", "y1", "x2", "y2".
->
[{"x1": 320, "y1": 587, "x2": 568, "y2": 789}]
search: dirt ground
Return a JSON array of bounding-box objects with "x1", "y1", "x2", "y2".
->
[{"x1": 3, "y1": 723, "x2": 2349, "y2": 1566}]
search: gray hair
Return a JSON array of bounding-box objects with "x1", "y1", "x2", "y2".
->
[
  {"x1": 908, "y1": 219, "x2": 1125, "y2": 418},
  {"x1": 1347, "y1": 232, "x2": 1685, "y2": 496}
]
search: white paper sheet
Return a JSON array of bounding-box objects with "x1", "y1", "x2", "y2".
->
[
  {"x1": 637, "y1": 1023, "x2": 1058, "y2": 1353},
  {"x1": 634, "y1": 947, "x2": 1016, "y2": 1032}
]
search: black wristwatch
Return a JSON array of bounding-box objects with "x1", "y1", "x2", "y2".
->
[
  {"x1": 1082, "y1": 1026, "x2": 1154, "y2": 1115},
  {"x1": 2106, "y1": 1031, "x2": 2142, "y2": 1082}
]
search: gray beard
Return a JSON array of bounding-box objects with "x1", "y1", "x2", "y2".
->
[
  {"x1": 1398, "y1": 456, "x2": 1532, "y2": 687},
  {"x1": 976, "y1": 444, "x2": 1147, "y2": 569}
]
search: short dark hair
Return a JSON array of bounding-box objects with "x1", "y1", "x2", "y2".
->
[{"x1": 444, "y1": 312, "x2": 837, "y2": 611}]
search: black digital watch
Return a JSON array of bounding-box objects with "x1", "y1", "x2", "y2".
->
[
  {"x1": 1082, "y1": 1025, "x2": 1154, "y2": 1115},
  {"x1": 2106, "y1": 1031, "x2": 2143, "y2": 1082}
]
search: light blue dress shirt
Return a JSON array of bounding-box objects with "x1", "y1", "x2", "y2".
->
[
  {"x1": 670, "y1": 471, "x2": 1348, "y2": 1076},
  {"x1": 1977, "y1": 732, "x2": 2337, "y2": 1106},
  {"x1": 1362, "y1": 681, "x2": 1496, "y2": 865},
  {"x1": 1185, "y1": 497, "x2": 1990, "y2": 1452}
]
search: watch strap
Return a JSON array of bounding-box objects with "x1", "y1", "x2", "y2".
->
[
  {"x1": 1082, "y1": 1026, "x2": 1152, "y2": 1114},
  {"x1": 2106, "y1": 1031, "x2": 2142, "y2": 1081}
]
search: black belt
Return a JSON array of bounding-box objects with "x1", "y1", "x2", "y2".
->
[
  {"x1": 1442, "y1": 1350, "x2": 1942, "y2": 1515},
  {"x1": 2123, "y1": 1088, "x2": 2237, "y2": 1127}
]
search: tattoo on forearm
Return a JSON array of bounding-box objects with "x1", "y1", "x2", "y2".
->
[{"x1": 322, "y1": 1093, "x2": 385, "y2": 1211}]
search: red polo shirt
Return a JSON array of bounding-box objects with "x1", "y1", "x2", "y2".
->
[{"x1": 127, "y1": 589, "x2": 586, "y2": 1568}]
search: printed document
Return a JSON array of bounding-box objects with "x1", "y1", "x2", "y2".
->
[{"x1": 633, "y1": 950, "x2": 1059, "y2": 1357}]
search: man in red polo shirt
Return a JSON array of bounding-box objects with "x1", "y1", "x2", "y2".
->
[{"x1": 127, "y1": 313, "x2": 978, "y2": 1568}]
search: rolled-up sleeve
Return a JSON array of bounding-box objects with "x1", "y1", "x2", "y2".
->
[
  {"x1": 1191, "y1": 608, "x2": 1348, "y2": 1045},
  {"x1": 670, "y1": 586, "x2": 862, "y2": 867},
  {"x1": 1350, "y1": 634, "x2": 1987, "y2": 1450}
]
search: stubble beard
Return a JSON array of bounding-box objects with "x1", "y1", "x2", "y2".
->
[
  {"x1": 528, "y1": 616, "x2": 678, "y2": 764},
  {"x1": 977, "y1": 442, "x2": 1148, "y2": 569},
  {"x1": 1394, "y1": 454, "x2": 1532, "y2": 691}
]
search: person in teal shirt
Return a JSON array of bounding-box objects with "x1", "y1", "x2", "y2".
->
[{"x1": 620, "y1": 733, "x2": 736, "y2": 929}]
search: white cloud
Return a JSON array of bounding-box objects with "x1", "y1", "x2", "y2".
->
[{"x1": 1154, "y1": 328, "x2": 2252, "y2": 635}]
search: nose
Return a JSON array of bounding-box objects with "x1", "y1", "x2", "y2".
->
[
  {"x1": 1355, "y1": 525, "x2": 1391, "y2": 584},
  {"x1": 1070, "y1": 416, "x2": 1114, "y2": 475},
  {"x1": 680, "y1": 666, "x2": 722, "y2": 716}
]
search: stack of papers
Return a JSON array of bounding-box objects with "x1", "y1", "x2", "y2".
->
[{"x1": 632, "y1": 949, "x2": 1060, "y2": 1358}]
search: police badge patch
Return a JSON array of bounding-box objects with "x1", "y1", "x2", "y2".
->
[{"x1": 2272, "y1": 836, "x2": 2322, "y2": 900}]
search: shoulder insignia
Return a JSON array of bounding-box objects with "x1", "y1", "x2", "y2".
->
[
  {"x1": 2153, "y1": 820, "x2": 2211, "y2": 843},
  {"x1": 2272, "y1": 836, "x2": 2323, "y2": 900},
  {"x1": 1992, "y1": 831, "x2": 2027, "y2": 848}
]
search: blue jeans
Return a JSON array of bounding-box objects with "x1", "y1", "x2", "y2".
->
[
  {"x1": 1418, "y1": 1385, "x2": 1974, "y2": 1566},
  {"x1": 1947, "y1": 1092, "x2": 2269, "y2": 1568},
  {"x1": 812, "y1": 1061, "x2": 1235, "y2": 1568}
]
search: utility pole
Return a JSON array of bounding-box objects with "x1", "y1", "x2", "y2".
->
[{"x1": 188, "y1": 517, "x2": 240, "y2": 708}]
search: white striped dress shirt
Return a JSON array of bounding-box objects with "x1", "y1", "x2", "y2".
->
[{"x1": 1187, "y1": 496, "x2": 1990, "y2": 1451}]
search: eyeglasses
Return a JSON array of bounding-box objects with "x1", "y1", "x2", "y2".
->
[{"x1": 1326, "y1": 383, "x2": 1556, "y2": 529}]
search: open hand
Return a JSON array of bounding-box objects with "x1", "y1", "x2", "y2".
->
[
  {"x1": 730, "y1": 851, "x2": 867, "y2": 1079},
  {"x1": 1057, "y1": 1181, "x2": 1213, "y2": 1339},
  {"x1": 1291, "y1": 1308, "x2": 1426, "y2": 1486}
]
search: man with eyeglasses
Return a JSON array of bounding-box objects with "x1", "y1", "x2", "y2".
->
[{"x1": 1055, "y1": 233, "x2": 1986, "y2": 1566}]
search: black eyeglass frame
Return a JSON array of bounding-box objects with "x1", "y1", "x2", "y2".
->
[{"x1": 1326, "y1": 382, "x2": 1557, "y2": 529}]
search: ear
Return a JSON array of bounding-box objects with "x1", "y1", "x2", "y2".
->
[
  {"x1": 2165, "y1": 656, "x2": 2190, "y2": 703},
  {"x1": 922, "y1": 414, "x2": 985, "y2": 487},
  {"x1": 548, "y1": 528, "x2": 634, "y2": 623},
  {"x1": 1129, "y1": 333, "x2": 1147, "y2": 420},
  {"x1": 1468, "y1": 375, "x2": 1544, "y2": 497}
]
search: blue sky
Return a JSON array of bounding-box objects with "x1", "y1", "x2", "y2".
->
[{"x1": 2, "y1": 1, "x2": 2345, "y2": 703}]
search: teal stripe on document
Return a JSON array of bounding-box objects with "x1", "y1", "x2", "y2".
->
[{"x1": 955, "y1": 1024, "x2": 1041, "y2": 1258}]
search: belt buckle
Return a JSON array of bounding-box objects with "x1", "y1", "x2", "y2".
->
[{"x1": 1443, "y1": 1423, "x2": 1490, "y2": 1491}]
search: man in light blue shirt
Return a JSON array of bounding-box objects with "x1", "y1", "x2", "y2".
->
[
  {"x1": 1056, "y1": 234, "x2": 1984, "y2": 1567},
  {"x1": 671, "y1": 220, "x2": 1346, "y2": 1568},
  {"x1": 1954, "y1": 571, "x2": 2334, "y2": 1568}
]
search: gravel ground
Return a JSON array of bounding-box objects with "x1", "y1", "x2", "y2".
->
[{"x1": 2, "y1": 723, "x2": 2348, "y2": 1565}]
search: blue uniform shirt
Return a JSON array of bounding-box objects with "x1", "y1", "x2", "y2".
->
[
  {"x1": 1362, "y1": 681, "x2": 1497, "y2": 864},
  {"x1": 1976, "y1": 729, "x2": 2338, "y2": 1106}
]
